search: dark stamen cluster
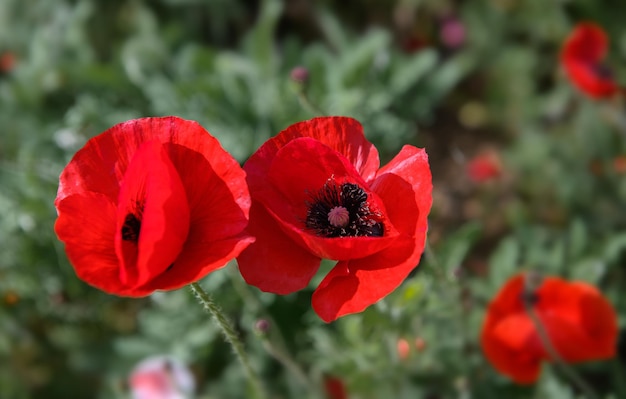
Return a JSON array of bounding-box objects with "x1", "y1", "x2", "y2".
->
[
  {"x1": 305, "y1": 181, "x2": 384, "y2": 238},
  {"x1": 121, "y1": 200, "x2": 144, "y2": 243}
]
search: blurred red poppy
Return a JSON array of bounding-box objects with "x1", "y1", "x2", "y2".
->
[
  {"x1": 237, "y1": 116, "x2": 432, "y2": 322},
  {"x1": 324, "y1": 376, "x2": 348, "y2": 399},
  {"x1": 481, "y1": 273, "x2": 617, "y2": 384},
  {"x1": 467, "y1": 152, "x2": 501, "y2": 183},
  {"x1": 561, "y1": 22, "x2": 620, "y2": 99},
  {"x1": 0, "y1": 52, "x2": 16, "y2": 73},
  {"x1": 55, "y1": 117, "x2": 253, "y2": 296}
]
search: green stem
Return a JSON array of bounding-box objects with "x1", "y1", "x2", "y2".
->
[
  {"x1": 523, "y1": 301, "x2": 599, "y2": 399},
  {"x1": 296, "y1": 89, "x2": 326, "y2": 117},
  {"x1": 227, "y1": 268, "x2": 317, "y2": 395},
  {"x1": 424, "y1": 239, "x2": 448, "y2": 282},
  {"x1": 189, "y1": 282, "x2": 267, "y2": 399}
]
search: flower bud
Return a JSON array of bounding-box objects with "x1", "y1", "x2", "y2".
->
[{"x1": 290, "y1": 66, "x2": 309, "y2": 84}]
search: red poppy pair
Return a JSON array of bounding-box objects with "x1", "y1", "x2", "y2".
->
[
  {"x1": 55, "y1": 116, "x2": 432, "y2": 322},
  {"x1": 481, "y1": 273, "x2": 617, "y2": 384},
  {"x1": 561, "y1": 22, "x2": 622, "y2": 99}
]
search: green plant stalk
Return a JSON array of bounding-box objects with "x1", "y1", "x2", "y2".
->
[
  {"x1": 226, "y1": 268, "x2": 318, "y2": 396},
  {"x1": 189, "y1": 282, "x2": 267, "y2": 399},
  {"x1": 424, "y1": 239, "x2": 473, "y2": 391},
  {"x1": 294, "y1": 85, "x2": 326, "y2": 117},
  {"x1": 523, "y1": 302, "x2": 599, "y2": 399}
]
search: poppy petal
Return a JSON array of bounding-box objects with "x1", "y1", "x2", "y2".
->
[
  {"x1": 311, "y1": 173, "x2": 424, "y2": 322},
  {"x1": 561, "y1": 23, "x2": 619, "y2": 98},
  {"x1": 536, "y1": 279, "x2": 617, "y2": 361},
  {"x1": 575, "y1": 283, "x2": 618, "y2": 357},
  {"x1": 245, "y1": 117, "x2": 380, "y2": 196},
  {"x1": 562, "y1": 61, "x2": 618, "y2": 98},
  {"x1": 483, "y1": 313, "x2": 543, "y2": 384},
  {"x1": 562, "y1": 23, "x2": 608, "y2": 62},
  {"x1": 55, "y1": 192, "x2": 139, "y2": 295},
  {"x1": 257, "y1": 137, "x2": 398, "y2": 260},
  {"x1": 373, "y1": 145, "x2": 432, "y2": 236},
  {"x1": 146, "y1": 233, "x2": 255, "y2": 292},
  {"x1": 237, "y1": 203, "x2": 321, "y2": 294},
  {"x1": 114, "y1": 140, "x2": 190, "y2": 289}
]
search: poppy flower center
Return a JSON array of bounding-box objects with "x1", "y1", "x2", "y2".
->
[
  {"x1": 305, "y1": 180, "x2": 384, "y2": 238},
  {"x1": 121, "y1": 213, "x2": 141, "y2": 243},
  {"x1": 328, "y1": 206, "x2": 350, "y2": 227},
  {"x1": 591, "y1": 63, "x2": 613, "y2": 79},
  {"x1": 120, "y1": 200, "x2": 144, "y2": 244}
]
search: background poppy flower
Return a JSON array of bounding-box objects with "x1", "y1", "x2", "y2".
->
[
  {"x1": 467, "y1": 152, "x2": 502, "y2": 183},
  {"x1": 237, "y1": 116, "x2": 432, "y2": 322},
  {"x1": 561, "y1": 22, "x2": 620, "y2": 98},
  {"x1": 480, "y1": 273, "x2": 617, "y2": 384},
  {"x1": 324, "y1": 375, "x2": 348, "y2": 399},
  {"x1": 54, "y1": 116, "x2": 253, "y2": 296}
]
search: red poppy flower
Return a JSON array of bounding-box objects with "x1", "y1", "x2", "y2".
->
[
  {"x1": 481, "y1": 273, "x2": 617, "y2": 384},
  {"x1": 561, "y1": 22, "x2": 620, "y2": 99},
  {"x1": 324, "y1": 376, "x2": 348, "y2": 399},
  {"x1": 237, "y1": 116, "x2": 432, "y2": 322},
  {"x1": 467, "y1": 152, "x2": 501, "y2": 183},
  {"x1": 54, "y1": 117, "x2": 253, "y2": 296}
]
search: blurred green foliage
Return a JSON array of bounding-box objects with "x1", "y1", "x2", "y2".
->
[{"x1": 2, "y1": 0, "x2": 626, "y2": 398}]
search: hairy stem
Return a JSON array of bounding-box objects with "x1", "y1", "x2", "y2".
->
[{"x1": 189, "y1": 282, "x2": 267, "y2": 399}]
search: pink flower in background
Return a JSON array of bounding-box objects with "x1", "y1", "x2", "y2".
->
[
  {"x1": 129, "y1": 356, "x2": 195, "y2": 399},
  {"x1": 440, "y1": 17, "x2": 466, "y2": 49}
]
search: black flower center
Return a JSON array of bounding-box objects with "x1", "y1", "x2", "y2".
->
[
  {"x1": 121, "y1": 213, "x2": 141, "y2": 243},
  {"x1": 592, "y1": 63, "x2": 613, "y2": 79},
  {"x1": 305, "y1": 180, "x2": 384, "y2": 238},
  {"x1": 121, "y1": 200, "x2": 144, "y2": 243}
]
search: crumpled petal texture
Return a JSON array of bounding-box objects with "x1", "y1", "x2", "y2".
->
[
  {"x1": 55, "y1": 116, "x2": 253, "y2": 296},
  {"x1": 480, "y1": 273, "x2": 618, "y2": 384},
  {"x1": 561, "y1": 22, "x2": 620, "y2": 99},
  {"x1": 238, "y1": 116, "x2": 432, "y2": 322}
]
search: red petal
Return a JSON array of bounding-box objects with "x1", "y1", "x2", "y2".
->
[
  {"x1": 55, "y1": 192, "x2": 145, "y2": 296},
  {"x1": 114, "y1": 140, "x2": 190, "y2": 289},
  {"x1": 57, "y1": 117, "x2": 251, "y2": 232},
  {"x1": 561, "y1": 23, "x2": 619, "y2": 99},
  {"x1": 482, "y1": 313, "x2": 543, "y2": 384},
  {"x1": 257, "y1": 137, "x2": 398, "y2": 260},
  {"x1": 373, "y1": 145, "x2": 432, "y2": 237},
  {"x1": 245, "y1": 117, "x2": 380, "y2": 197},
  {"x1": 562, "y1": 60, "x2": 618, "y2": 98},
  {"x1": 536, "y1": 279, "x2": 617, "y2": 361},
  {"x1": 311, "y1": 162, "x2": 429, "y2": 322},
  {"x1": 147, "y1": 233, "x2": 255, "y2": 292},
  {"x1": 312, "y1": 235, "x2": 420, "y2": 322},
  {"x1": 562, "y1": 23, "x2": 608, "y2": 63},
  {"x1": 237, "y1": 203, "x2": 321, "y2": 294}
]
